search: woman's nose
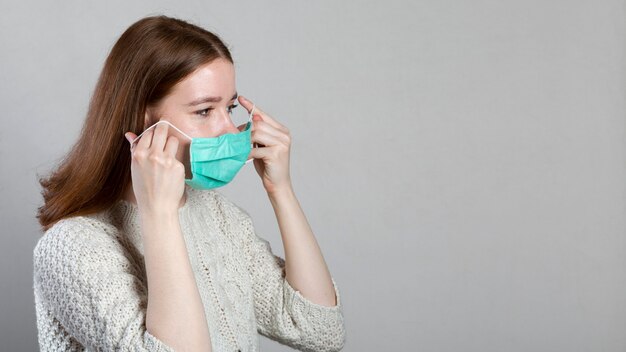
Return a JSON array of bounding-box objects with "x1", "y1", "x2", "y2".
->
[{"x1": 216, "y1": 108, "x2": 240, "y2": 135}]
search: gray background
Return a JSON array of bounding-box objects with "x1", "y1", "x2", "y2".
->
[{"x1": 1, "y1": 0, "x2": 624, "y2": 351}]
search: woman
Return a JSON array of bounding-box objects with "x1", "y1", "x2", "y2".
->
[{"x1": 33, "y1": 15, "x2": 345, "y2": 352}]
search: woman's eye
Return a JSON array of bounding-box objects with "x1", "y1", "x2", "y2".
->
[
  {"x1": 196, "y1": 108, "x2": 212, "y2": 117},
  {"x1": 196, "y1": 104, "x2": 238, "y2": 117}
]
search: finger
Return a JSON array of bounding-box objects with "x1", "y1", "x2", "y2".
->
[
  {"x1": 164, "y1": 135, "x2": 180, "y2": 157},
  {"x1": 248, "y1": 146, "x2": 270, "y2": 161},
  {"x1": 134, "y1": 128, "x2": 153, "y2": 152},
  {"x1": 252, "y1": 129, "x2": 282, "y2": 148},
  {"x1": 238, "y1": 95, "x2": 288, "y2": 132},
  {"x1": 125, "y1": 132, "x2": 137, "y2": 144},
  {"x1": 237, "y1": 95, "x2": 254, "y2": 114},
  {"x1": 126, "y1": 132, "x2": 138, "y2": 154},
  {"x1": 252, "y1": 120, "x2": 287, "y2": 143},
  {"x1": 150, "y1": 122, "x2": 169, "y2": 152}
]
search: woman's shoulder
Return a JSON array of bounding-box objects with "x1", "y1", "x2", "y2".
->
[{"x1": 34, "y1": 211, "x2": 121, "y2": 260}]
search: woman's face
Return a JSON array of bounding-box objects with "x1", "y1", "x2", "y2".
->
[{"x1": 145, "y1": 58, "x2": 240, "y2": 177}]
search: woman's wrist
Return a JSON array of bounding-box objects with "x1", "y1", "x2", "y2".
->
[
  {"x1": 139, "y1": 209, "x2": 181, "y2": 238},
  {"x1": 267, "y1": 182, "x2": 295, "y2": 199}
]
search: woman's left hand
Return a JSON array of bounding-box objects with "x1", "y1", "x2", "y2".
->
[{"x1": 238, "y1": 95, "x2": 293, "y2": 195}]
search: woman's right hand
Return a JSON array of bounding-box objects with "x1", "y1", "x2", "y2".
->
[{"x1": 124, "y1": 122, "x2": 185, "y2": 216}]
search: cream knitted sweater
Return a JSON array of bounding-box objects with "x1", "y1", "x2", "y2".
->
[{"x1": 32, "y1": 185, "x2": 346, "y2": 351}]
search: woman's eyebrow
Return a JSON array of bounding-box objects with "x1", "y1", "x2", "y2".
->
[{"x1": 186, "y1": 92, "x2": 238, "y2": 106}]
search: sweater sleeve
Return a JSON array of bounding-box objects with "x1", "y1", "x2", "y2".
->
[
  {"x1": 229, "y1": 203, "x2": 347, "y2": 352},
  {"x1": 32, "y1": 218, "x2": 175, "y2": 352}
]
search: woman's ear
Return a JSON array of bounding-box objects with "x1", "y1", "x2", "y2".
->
[{"x1": 144, "y1": 109, "x2": 156, "y2": 129}]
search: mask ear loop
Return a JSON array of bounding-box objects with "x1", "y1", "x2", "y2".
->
[
  {"x1": 130, "y1": 120, "x2": 193, "y2": 150},
  {"x1": 245, "y1": 103, "x2": 256, "y2": 164},
  {"x1": 132, "y1": 110, "x2": 257, "y2": 163}
]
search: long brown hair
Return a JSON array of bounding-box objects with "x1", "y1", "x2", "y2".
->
[{"x1": 36, "y1": 15, "x2": 233, "y2": 232}]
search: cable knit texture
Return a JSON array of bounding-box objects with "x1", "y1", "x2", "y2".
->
[{"x1": 33, "y1": 185, "x2": 346, "y2": 351}]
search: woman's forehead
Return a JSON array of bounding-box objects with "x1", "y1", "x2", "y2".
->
[{"x1": 172, "y1": 59, "x2": 236, "y2": 103}]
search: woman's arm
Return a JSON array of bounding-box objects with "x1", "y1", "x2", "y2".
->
[
  {"x1": 234, "y1": 96, "x2": 344, "y2": 350},
  {"x1": 236, "y1": 96, "x2": 337, "y2": 308},
  {"x1": 141, "y1": 210, "x2": 212, "y2": 352},
  {"x1": 267, "y1": 185, "x2": 337, "y2": 307},
  {"x1": 126, "y1": 121, "x2": 212, "y2": 351}
]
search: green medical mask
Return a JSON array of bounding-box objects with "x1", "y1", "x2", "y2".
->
[{"x1": 131, "y1": 104, "x2": 255, "y2": 190}]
